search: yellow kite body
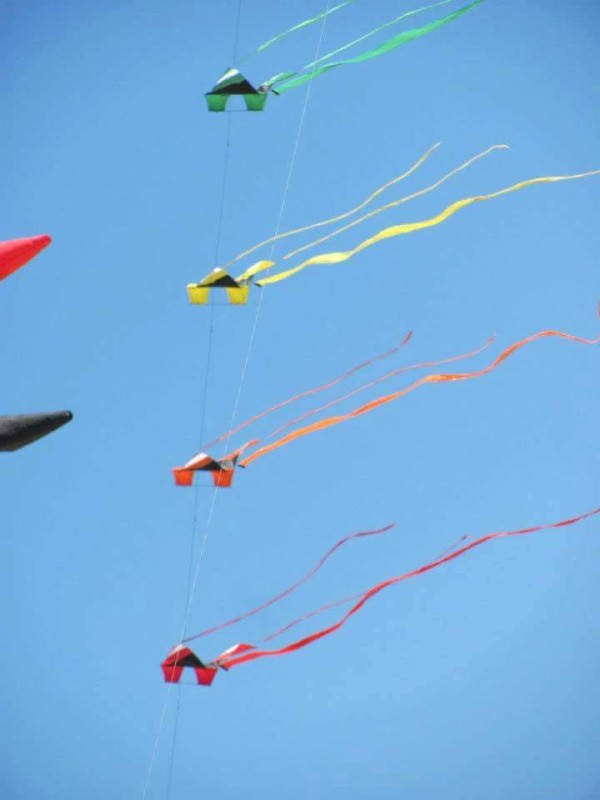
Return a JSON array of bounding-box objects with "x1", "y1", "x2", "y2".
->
[{"x1": 187, "y1": 261, "x2": 274, "y2": 305}]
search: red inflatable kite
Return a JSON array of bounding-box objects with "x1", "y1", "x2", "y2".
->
[{"x1": 0, "y1": 235, "x2": 51, "y2": 281}]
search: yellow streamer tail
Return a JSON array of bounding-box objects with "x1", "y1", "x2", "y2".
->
[
  {"x1": 222, "y1": 143, "x2": 440, "y2": 269},
  {"x1": 257, "y1": 169, "x2": 600, "y2": 287}
]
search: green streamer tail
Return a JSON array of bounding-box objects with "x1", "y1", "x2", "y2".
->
[
  {"x1": 239, "y1": 2, "x2": 353, "y2": 63},
  {"x1": 265, "y1": 0, "x2": 485, "y2": 93}
]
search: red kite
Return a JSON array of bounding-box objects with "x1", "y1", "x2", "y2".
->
[
  {"x1": 161, "y1": 643, "x2": 254, "y2": 687},
  {"x1": 0, "y1": 235, "x2": 51, "y2": 282},
  {"x1": 161, "y1": 645, "x2": 218, "y2": 686}
]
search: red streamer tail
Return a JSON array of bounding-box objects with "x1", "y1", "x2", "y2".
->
[
  {"x1": 220, "y1": 507, "x2": 600, "y2": 669},
  {"x1": 183, "y1": 523, "x2": 395, "y2": 643}
]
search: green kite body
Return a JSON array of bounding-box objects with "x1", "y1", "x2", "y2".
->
[{"x1": 205, "y1": 69, "x2": 268, "y2": 112}]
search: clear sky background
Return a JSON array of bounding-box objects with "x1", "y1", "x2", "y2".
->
[{"x1": 2, "y1": 1, "x2": 599, "y2": 798}]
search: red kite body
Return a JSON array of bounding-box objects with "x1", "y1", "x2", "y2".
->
[{"x1": 0, "y1": 235, "x2": 51, "y2": 282}]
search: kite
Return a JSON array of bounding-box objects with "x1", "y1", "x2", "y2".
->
[
  {"x1": 162, "y1": 507, "x2": 599, "y2": 683},
  {"x1": 216, "y1": 506, "x2": 600, "y2": 671},
  {"x1": 172, "y1": 440, "x2": 258, "y2": 487},
  {"x1": 205, "y1": 70, "x2": 269, "y2": 112},
  {"x1": 187, "y1": 262, "x2": 273, "y2": 305},
  {"x1": 161, "y1": 645, "x2": 219, "y2": 686},
  {"x1": 0, "y1": 411, "x2": 73, "y2": 451},
  {"x1": 205, "y1": 1, "x2": 484, "y2": 111},
  {"x1": 256, "y1": 169, "x2": 600, "y2": 286},
  {"x1": 0, "y1": 235, "x2": 51, "y2": 282},
  {"x1": 183, "y1": 523, "x2": 396, "y2": 642},
  {"x1": 204, "y1": 3, "x2": 354, "y2": 111},
  {"x1": 239, "y1": 313, "x2": 600, "y2": 468},
  {"x1": 161, "y1": 643, "x2": 254, "y2": 686}
]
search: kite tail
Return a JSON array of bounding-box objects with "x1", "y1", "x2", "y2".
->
[
  {"x1": 284, "y1": 144, "x2": 509, "y2": 260},
  {"x1": 262, "y1": 533, "x2": 471, "y2": 643},
  {"x1": 222, "y1": 143, "x2": 440, "y2": 270},
  {"x1": 257, "y1": 169, "x2": 600, "y2": 286},
  {"x1": 269, "y1": 0, "x2": 485, "y2": 93},
  {"x1": 262, "y1": 591, "x2": 363, "y2": 643},
  {"x1": 242, "y1": 2, "x2": 353, "y2": 61},
  {"x1": 269, "y1": 334, "x2": 495, "y2": 439},
  {"x1": 183, "y1": 524, "x2": 395, "y2": 642},
  {"x1": 202, "y1": 332, "x2": 412, "y2": 450},
  {"x1": 220, "y1": 507, "x2": 600, "y2": 668},
  {"x1": 305, "y1": 0, "x2": 455, "y2": 69},
  {"x1": 241, "y1": 313, "x2": 600, "y2": 467}
]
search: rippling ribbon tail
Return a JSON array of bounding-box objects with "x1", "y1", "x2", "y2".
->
[
  {"x1": 305, "y1": 0, "x2": 454, "y2": 68},
  {"x1": 248, "y1": 2, "x2": 353, "y2": 58},
  {"x1": 263, "y1": 591, "x2": 363, "y2": 643},
  {"x1": 219, "y1": 507, "x2": 600, "y2": 668},
  {"x1": 267, "y1": 0, "x2": 485, "y2": 93},
  {"x1": 241, "y1": 316, "x2": 600, "y2": 467},
  {"x1": 183, "y1": 524, "x2": 395, "y2": 643},
  {"x1": 262, "y1": 534, "x2": 470, "y2": 643},
  {"x1": 202, "y1": 332, "x2": 413, "y2": 450},
  {"x1": 257, "y1": 170, "x2": 600, "y2": 286},
  {"x1": 285, "y1": 144, "x2": 508, "y2": 260},
  {"x1": 222, "y1": 143, "x2": 440, "y2": 270},
  {"x1": 269, "y1": 335, "x2": 494, "y2": 439}
]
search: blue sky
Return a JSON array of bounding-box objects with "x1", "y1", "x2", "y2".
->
[{"x1": 2, "y1": 1, "x2": 599, "y2": 798}]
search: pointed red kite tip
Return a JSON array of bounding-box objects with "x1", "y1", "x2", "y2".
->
[{"x1": 18, "y1": 234, "x2": 52, "y2": 251}]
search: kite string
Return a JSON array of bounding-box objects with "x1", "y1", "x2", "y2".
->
[
  {"x1": 164, "y1": 73, "x2": 232, "y2": 800},
  {"x1": 175, "y1": 0, "x2": 335, "y2": 669},
  {"x1": 145, "y1": 3, "x2": 243, "y2": 798},
  {"x1": 164, "y1": 301, "x2": 214, "y2": 800},
  {"x1": 143, "y1": 23, "x2": 338, "y2": 784}
]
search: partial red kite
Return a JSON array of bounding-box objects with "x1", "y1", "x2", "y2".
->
[{"x1": 0, "y1": 235, "x2": 51, "y2": 282}]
